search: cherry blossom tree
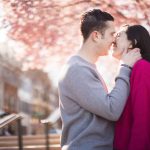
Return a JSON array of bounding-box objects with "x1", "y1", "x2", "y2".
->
[{"x1": 0, "y1": 0, "x2": 150, "y2": 70}]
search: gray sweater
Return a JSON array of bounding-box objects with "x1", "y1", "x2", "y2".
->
[{"x1": 58, "y1": 55, "x2": 131, "y2": 150}]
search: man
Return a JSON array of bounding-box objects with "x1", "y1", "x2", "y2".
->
[{"x1": 58, "y1": 9, "x2": 141, "y2": 150}]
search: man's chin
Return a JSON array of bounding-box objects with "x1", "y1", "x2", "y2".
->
[
  {"x1": 112, "y1": 52, "x2": 121, "y2": 60},
  {"x1": 111, "y1": 47, "x2": 122, "y2": 59},
  {"x1": 99, "y1": 50, "x2": 109, "y2": 56},
  {"x1": 103, "y1": 51, "x2": 109, "y2": 56}
]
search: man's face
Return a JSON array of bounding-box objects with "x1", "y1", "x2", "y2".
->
[{"x1": 99, "y1": 21, "x2": 115, "y2": 55}]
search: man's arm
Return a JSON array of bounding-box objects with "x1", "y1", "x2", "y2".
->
[{"x1": 63, "y1": 64, "x2": 131, "y2": 121}]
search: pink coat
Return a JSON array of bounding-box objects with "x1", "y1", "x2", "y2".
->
[{"x1": 114, "y1": 59, "x2": 150, "y2": 150}]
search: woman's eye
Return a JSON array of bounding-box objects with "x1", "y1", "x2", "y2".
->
[{"x1": 116, "y1": 33, "x2": 120, "y2": 37}]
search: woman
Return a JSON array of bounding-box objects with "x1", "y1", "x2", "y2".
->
[{"x1": 113, "y1": 25, "x2": 150, "y2": 150}]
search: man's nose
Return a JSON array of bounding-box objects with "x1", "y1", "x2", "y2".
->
[{"x1": 112, "y1": 36, "x2": 116, "y2": 43}]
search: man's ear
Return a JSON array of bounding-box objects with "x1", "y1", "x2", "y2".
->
[{"x1": 91, "y1": 31, "x2": 101, "y2": 42}]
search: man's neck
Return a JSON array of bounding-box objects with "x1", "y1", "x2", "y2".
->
[{"x1": 77, "y1": 44, "x2": 99, "y2": 64}]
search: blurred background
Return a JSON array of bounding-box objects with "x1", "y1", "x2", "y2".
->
[{"x1": 0, "y1": 0, "x2": 149, "y2": 135}]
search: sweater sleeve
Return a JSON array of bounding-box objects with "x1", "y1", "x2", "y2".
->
[
  {"x1": 63, "y1": 64, "x2": 131, "y2": 121},
  {"x1": 128, "y1": 66, "x2": 150, "y2": 150}
]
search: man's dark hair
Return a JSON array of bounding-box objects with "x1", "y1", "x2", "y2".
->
[
  {"x1": 80, "y1": 9, "x2": 114, "y2": 42},
  {"x1": 126, "y1": 25, "x2": 150, "y2": 62}
]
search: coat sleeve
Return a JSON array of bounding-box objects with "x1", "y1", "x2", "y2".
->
[{"x1": 63, "y1": 65, "x2": 131, "y2": 121}]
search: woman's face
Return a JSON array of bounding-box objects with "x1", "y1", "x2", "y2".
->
[{"x1": 112, "y1": 28, "x2": 132, "y2": 59}]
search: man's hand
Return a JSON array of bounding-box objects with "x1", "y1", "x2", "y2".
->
[{"x1": 121, "y1": 48, "x2": 142, "y2": 67}]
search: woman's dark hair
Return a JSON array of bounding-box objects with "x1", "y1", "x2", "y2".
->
[{"x1": 126, "y1": 25, "x2": 150, "y2": 62}]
